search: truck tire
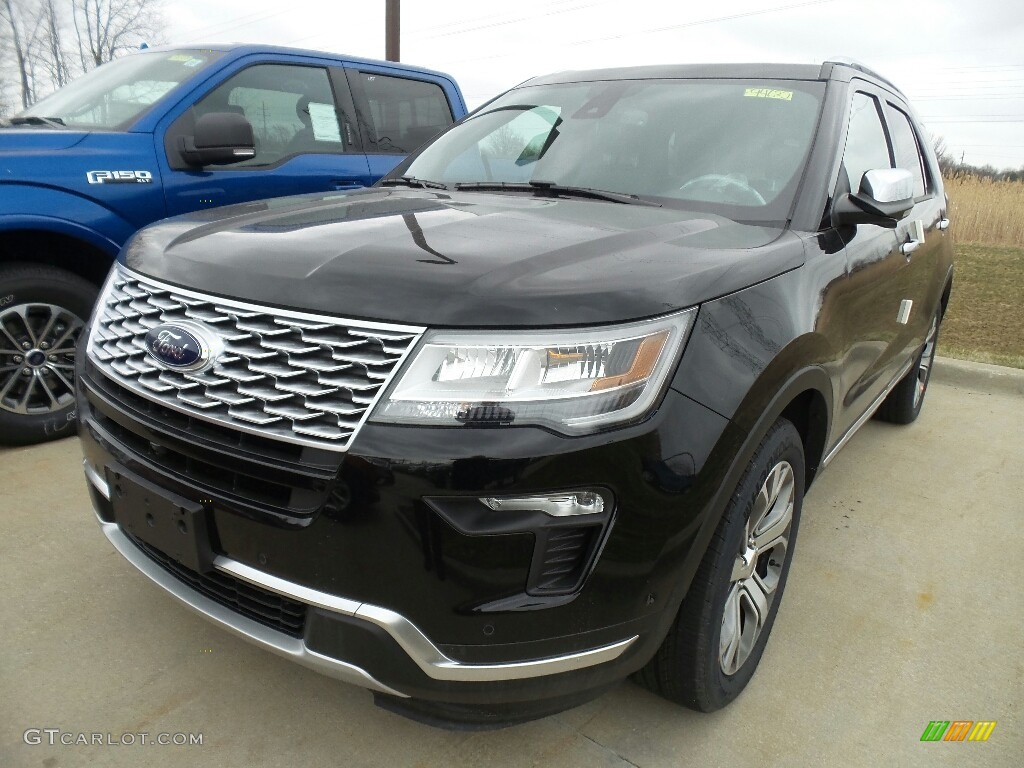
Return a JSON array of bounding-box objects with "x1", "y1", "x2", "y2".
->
[
  {"x1": 635, "y1": 418, "x2": 804, "y2": 711},
  {"x1": 0, "y1": 262, "x2": 99, "y2": 446},
  {"x1": 874, "y1": 308, "x2": 941, "y2": 425}
]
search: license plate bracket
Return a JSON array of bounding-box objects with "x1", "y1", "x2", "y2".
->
[{"x1": 107, "y1": 464, "x2": 214, "y2": 574}]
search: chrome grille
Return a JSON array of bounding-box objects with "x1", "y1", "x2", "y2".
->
[{"x1": 86, "y1": 266, "x2": 423, "y2": 451}]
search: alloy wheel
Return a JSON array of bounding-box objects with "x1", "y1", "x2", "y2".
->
[
  {"x1": 0, "y1": 303, "x2": 84, "y2": 415},
  {"x1": 719, "y1": 460, "x2": 796, "y2": 675},
  {"x1": 914, "y1": 315, "x2": 938, "y2": 410}
]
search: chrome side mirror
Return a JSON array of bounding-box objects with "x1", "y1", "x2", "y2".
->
[
  {"x1": 833, "y1": 167, "x2": 914, "y2": 228},
  {"x1": 860, "y1": 168, "x2": 914, "y2": 204}
]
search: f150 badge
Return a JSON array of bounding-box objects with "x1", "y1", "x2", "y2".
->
[{"x1": 86, "y1": 170, "x2": 153, "y2": 184}]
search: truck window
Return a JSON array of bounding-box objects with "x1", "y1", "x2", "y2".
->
[
  {"x1": 183, "y1": 64, "x2": 346, "y2": 168},
  {"x1": 352, "y1": 72, "x2": 454, "y2": 154}
]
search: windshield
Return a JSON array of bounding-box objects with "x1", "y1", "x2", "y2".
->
[
  {"x1": 17, "y1": 49, "x2": 222, "y2": 130},
  {"x1": 400, "y1": 79, "x2": 825, "y2": 221}
]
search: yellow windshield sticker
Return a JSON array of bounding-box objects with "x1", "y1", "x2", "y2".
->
[
  {"x1": 169, "y1": 54, "x2": 205, "y2": 67},
  {"x1": 744, "y1": 88, "x2": 793, "y2": 101}
]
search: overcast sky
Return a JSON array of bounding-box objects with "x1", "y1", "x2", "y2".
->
[{"x1": 162, "y1": 0, "x2": 1024, "y2": 170}]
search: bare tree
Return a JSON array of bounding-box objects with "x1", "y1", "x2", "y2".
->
[
  {"x1": 1, "y1": 0, "x2": 42, "y2": 108},
  {"x1": 2, "y1": 0, "x2": 163, "y2": 110},
  {"x1": 41, "y1": 0, "x2": 72, "y2": 88},
  {"x1": 484, "y1": 124, "x2": 524, "y2": 160},
  {"x1": 71, "y1": 0, "x2": 162, "y2": 71},
  {"x1": 931, "y1": 133, "x2": 955, "y2": 175},
  {"x1": 0, "y1": 76, "x2": 12, "y2": 117}
]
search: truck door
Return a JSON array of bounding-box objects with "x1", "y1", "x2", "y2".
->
[{"x1": 160, "y1": 61, "x2": 373, "y2": 215}]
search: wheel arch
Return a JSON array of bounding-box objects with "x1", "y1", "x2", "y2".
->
[
  {"x1": 779, "y1": 387, "x2": 830, "y2": 489},
  {"x1": 729, "y1": 364, "x2": 834, "y2": 491},
  {"x1": 0, "y1": 220, "x2": 119, "y2": 287},
  {"x1": 939, "y1": 265, "x2": 954, "y2": 320},
  {"x1": 658, "y1": 363, "x2": 833, "y2": 615},
  {"x1": 641, "y1": 363, "x2": 835, "y2": 676}
]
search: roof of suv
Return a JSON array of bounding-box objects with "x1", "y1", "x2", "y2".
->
[{"x1": 523, "y1": 61, "x2": 904, "y2": 96}]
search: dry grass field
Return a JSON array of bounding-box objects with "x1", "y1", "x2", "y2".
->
[
  {"x1": 944, "y1": 174, "x2": 1024, "y2": 246},
  {"x1": 940, "y1": 244, "x2": 1024, "y2": 368},
  {"x1": 939, "y1": 174, "x2": 1024, "y2": 368}
]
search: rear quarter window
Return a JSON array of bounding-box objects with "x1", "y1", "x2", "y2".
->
[{"x1": 352, "y1": 72, "x2": 454, "y2": 155}]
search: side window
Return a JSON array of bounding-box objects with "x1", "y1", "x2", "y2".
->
[
  {"x1": 840, "y1": 92, "x2": 892, "y2": 194},
  {"x1": 885, "y1": 104, "x2": 928, "y2": 198},
  {"x1": 186, "y1": 64, "x2": 344, "y2": 168},
  {"x1": 353, "y1": 72, "x2": 454, "y2": 154}
]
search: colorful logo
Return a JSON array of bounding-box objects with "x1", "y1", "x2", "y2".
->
[{"x1": 920, "y1": 721, "x2": 997, "y2": 742}]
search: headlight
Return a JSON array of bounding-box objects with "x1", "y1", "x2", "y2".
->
[{"x1": 372, "y1": 309, "x2": 696, "y2": 434}]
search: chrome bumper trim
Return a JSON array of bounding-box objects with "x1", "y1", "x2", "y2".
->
[
  {"x1": 83, "y1": 460, "x2": 110, "y2": 500},
  {"x1": 216, "y1": 551, "x2": 638, "y2": 682},
  {"x1": 85, "y1": 465, "x2": 638, "y2": 685},
  {"x1": 95, "y1": 516, "x2": 407, "y2": 698}
]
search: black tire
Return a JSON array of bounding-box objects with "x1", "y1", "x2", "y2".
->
[
  {"x1": 0, "y1": 262, "x2": 100, "y2": 446},
  {"x1": 874, "y1": 308, "x2": 941, "y2": 425},
  {"x1": 636, "y1": 418, "x2": 804, "y2": 712}
]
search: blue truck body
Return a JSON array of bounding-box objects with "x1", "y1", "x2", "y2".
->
[
  {"x1": 0, "y1": 44, "x2": 466, "y2": 260},
  {"x1": 0, "y1": 44, "x2": 466, "y2": 444}
]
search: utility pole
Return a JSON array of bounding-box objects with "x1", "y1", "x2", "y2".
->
[{"x1": 386, "y1": 0, "x2": 400, "y2": 62}]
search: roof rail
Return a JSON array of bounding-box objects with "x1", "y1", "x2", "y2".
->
[{"x1": 823, "y1": 57, "x2": 904, "y2": 95}]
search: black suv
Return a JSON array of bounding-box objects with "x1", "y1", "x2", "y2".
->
[{"x1": 77, "y1": 61, "x2": 953, "y2": 726}]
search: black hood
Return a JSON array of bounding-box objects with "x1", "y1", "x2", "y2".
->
[{"x1": 124, "y1": 188, "x2": 804, "y2": 327}]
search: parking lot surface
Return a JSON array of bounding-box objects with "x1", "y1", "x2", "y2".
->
[{"x1": 2, "y1": 374, "x2": 1021, "y2": 767}]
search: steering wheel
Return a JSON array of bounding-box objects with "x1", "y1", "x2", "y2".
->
[{"x1": 679, "y1": 174, "x2": 766, "y2": 206}]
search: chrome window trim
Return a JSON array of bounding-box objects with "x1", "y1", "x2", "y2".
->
[{"x1": 86, "y1": 462, "x2": 638, "y2": 685}]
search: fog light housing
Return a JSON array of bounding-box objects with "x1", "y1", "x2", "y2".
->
[
  {"x1": 426, "y1": 489, "x2": 615, "y2": 600},
  {"x1": 480, "y1": 491, "x2": 606, "y2": 517}
]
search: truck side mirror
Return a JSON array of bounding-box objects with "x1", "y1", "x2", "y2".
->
[
  {"x1": 832, "y1": 167, "x2": 915, "y2": 228},
  {"x1": 179, "y1": 112, "x2": 256, "y2": 167}
]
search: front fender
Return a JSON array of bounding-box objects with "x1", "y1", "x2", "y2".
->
[
  {"x1": 0, "y1": 183, "x2": 134, "y2": 255},
  {"x1": 674, "y1": 268, "x2": 838, "y2": 426},
  {"x1": 0, "y1": 212, "x2": 122, "y2": 257}
]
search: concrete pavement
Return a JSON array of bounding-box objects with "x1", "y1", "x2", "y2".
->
[{"x1": 1, "y1": 372, "x2": 1021, "y2": 767}]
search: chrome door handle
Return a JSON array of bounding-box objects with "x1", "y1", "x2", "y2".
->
[
  {"x1": 900, "y1": 240, "x2": 921, "y2": 257},
  {"x1": 937, "y1": 218, "x2": 950, "y2": 231}
]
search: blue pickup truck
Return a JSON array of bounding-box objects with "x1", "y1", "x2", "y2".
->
[{"x1": 0, "y1": 44, "x2": 466, "y2": 444}]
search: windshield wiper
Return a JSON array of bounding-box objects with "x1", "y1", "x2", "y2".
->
[
  {"x1": 7, "y1": 115, "x2": 66, "y2": 129},
  {"x1": 380, "y1": 176, "x2": 449, "y2": 190},
  {"x1": 454, "y1": 181, "x2": 660, "y2": 207}
]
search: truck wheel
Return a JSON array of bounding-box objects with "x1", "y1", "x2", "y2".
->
[
  {"x1": 0, "y1": 263, "x2": 99, "y2": 446},
  {"x1": 874, "y1": 309, "x2": 940, "y2": 425},
  {"x1": 636, "y1": 418, "x2": 804, "y2": 711}
]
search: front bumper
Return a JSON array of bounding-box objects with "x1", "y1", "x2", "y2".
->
[
  {"x1": 87, "y1": 463, "x2": 635, "y2": 691},
  {"x1": 78, "y1": 353, "x2": 730, "y2": 720}
]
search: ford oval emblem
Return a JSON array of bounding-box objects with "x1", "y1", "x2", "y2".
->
[{"x1": 144, "y1": 323, "x2": 214, "y2": 371}]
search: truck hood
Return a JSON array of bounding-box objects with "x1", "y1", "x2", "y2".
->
[
  {"x1": 124, "y1": 189, "x2": 805, "y2": 327},
  {"x1": 0, "y1": 128, "x2": 89, "y2": 155}
]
